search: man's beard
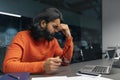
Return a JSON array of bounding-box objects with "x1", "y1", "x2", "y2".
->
[{"x1": 43, "y1": 26, "x2": 55, "y2": 41}]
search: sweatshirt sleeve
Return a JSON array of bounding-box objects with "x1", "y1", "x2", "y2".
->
[
  {"x1": 2, "y1": 32, "x2": 45, "y2": 74},
  {"x1": 54, "y1": 37, "x2": 74, "y2": 65}
]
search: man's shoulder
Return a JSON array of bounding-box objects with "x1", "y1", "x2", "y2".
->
[
  {"x1": 15, "y1": 30, "x2": 31, "y2": 39},
  {"x1": 18, "y1": 30, "x2": 29, "y2": 34},
  {"x1": 17, "y1": 30, "x2": 30, "y2": 36}
]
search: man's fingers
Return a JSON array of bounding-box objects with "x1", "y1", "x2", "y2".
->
[
  {"x1": 49, "y1": 60, "x2": 61, "y2": 66},
  {"x1": 44, "y1": 57, "x2": 62, "y2": 73},
  {"x1": 49, "y1": 57, "x2": 62, "y2": 63},
  {"x1": 51, "y1": 65, "x2": 59, "y2": 70}
]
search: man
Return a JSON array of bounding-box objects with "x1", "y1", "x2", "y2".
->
[{"x1": 3, "y1": 8, "x2": 73, "y2": 74}]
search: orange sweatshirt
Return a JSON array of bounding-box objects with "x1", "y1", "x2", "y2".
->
[{"x1": 3, "y1": 30, "x2": 73, "y2": 74}]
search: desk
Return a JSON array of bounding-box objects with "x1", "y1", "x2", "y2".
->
[{"x1": 30, "y1": 59, "x2": 120, "y2": 80}]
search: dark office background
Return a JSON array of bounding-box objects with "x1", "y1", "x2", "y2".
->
[{"x1": 0, "y1": 0, "x2": 102, "y2": 71}]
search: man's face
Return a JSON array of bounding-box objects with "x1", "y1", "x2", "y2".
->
[{"x1": 42, "y1": 18, "x2": 61, "y2": 41}]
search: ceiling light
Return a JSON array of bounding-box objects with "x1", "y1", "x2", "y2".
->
[{"x1": 0, "y1": 12, "x2": 21, "y2": 18}]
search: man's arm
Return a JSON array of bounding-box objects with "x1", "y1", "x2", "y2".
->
[{"x1": 55, "y1": 24, "x2": 74, "y2": 65}]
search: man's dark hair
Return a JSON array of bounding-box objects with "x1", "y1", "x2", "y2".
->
[{"x1": 29, "y1": 7, "x2": 63, "y2": 41}]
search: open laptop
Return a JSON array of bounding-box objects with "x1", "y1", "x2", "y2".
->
[{"x1": 77, "y1": 49, "x2": 116, "y2": 75}]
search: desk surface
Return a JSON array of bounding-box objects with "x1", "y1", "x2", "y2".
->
[{"x1": 30, "y1": 59, "x2": 120, "y2": 80}]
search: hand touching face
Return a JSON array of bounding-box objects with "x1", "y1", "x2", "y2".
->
[
  {"x1": 41, "y1": 18, "x2": 72, "y2": 39},
  {"x1": 59, "y1": 24, "x2": 72, "y2": 38}
]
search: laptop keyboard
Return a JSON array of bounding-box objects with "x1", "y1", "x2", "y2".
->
[{"x1": 92, "y1": 66, "x2": 108, "y2": 73}]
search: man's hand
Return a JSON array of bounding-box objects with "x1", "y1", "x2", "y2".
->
[
  {"x1": 43, "y1": 56, "x2": 62, "y2": 73},
  {"x1": 59, "y1": 24, "x2": 72, "y2": 38}
]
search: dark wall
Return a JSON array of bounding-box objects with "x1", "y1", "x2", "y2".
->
[{"x1": 0, "y1": 15, "x2": 32, "y2": 73}]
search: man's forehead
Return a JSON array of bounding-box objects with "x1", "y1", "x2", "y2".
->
[{"x1": 52, "y1": 19, "x2": 61, "y2": 25}]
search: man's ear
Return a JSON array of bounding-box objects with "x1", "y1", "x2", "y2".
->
[{"x1": 40, "y1": 20, "x2": 46, "y2": 29}]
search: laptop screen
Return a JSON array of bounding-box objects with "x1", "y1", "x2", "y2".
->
[{"x1": 107, "y1": 49, "x2": 116, "y2": 59}]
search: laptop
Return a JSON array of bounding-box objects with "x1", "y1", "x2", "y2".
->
[{"x1": 77, "y1": 49, "x2": 116, "y2": 75}]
